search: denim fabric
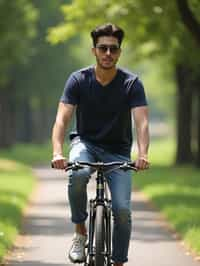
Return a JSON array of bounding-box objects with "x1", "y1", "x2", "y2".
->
[{"x1": 68, "y1": 138, "x2": 133, "y2": 263}]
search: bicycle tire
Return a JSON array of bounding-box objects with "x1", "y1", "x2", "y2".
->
[{"x1": 95, "y1": 205, "x2": 105, "y2": 266}]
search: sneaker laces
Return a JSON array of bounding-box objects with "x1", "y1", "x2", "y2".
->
[{"x1": 72, "y1": 235, "x2": 85, "y2": 252}]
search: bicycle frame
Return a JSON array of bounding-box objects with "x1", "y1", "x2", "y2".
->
[
  {"x1": 64, "y1": 161, "x2": 137, "y2": 266},
  {"x1": 87, "y1": 167, "x2": 112, "y2": 265}
]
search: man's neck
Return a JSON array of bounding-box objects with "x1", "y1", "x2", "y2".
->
[{"x1": 94, "y1": 65, "x2": 117, "y2": 86}]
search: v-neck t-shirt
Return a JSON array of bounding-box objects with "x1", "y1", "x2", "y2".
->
[{"x1": 60, "y1": 66, "x2": 148, "y2": 157}]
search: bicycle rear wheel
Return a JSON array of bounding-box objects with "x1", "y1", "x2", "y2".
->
[{"x1": 95, "y1": 205, "x2": 105, "y2": 266}]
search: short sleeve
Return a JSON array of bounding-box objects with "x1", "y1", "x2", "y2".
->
[
  {"x1": 128, "y1": 78, "x2": 148, "y2": 108},
  {"x1": 60, "y1": 73, "x2": 79, "y2": 105}
]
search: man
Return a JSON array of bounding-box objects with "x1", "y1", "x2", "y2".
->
[{"x1": 52, "y1": 23, "x2": 149, "y2": 266}]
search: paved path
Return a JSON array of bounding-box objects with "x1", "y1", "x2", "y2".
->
[{"x1": 3, "y1": 166, "x2": 200, "y2": 266}]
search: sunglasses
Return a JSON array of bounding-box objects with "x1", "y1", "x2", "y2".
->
[{"x1": 95, "y1": 44, "x2": 120, "y2": 54}]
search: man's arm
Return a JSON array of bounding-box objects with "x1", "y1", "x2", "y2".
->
[
  {"x1": 52, "y1": 102, "x2": 75, "y2": 169},
  {"x1": 132, "y1": 106, "x2": 150, "y2": 170}
]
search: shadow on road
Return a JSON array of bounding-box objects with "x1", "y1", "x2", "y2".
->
[
  {"x1": 20, "y1": 215, "x2": 73, "y2": 236},
  {"x1": 2, "y1": 261, "x2": 71, "y2": 266},
  {"x1": 17, "y1": 192, "x2": 175, "y2": 241},
  {"x1": 131, "y1": 195, "x2": 174, "y2": 242}
]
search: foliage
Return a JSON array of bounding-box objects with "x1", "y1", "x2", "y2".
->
[
  {"x1": 0, "y1": 0, "x2": 38, "y2": 86},
  {"x1": 48, "y1": 0, "x2": 200, "y2": 64},
  {"x1": 12, "y1": 0, "x2": 83, "y2": 143},
  {"x1": 133, "y1": 57, "x2": 176, "y2": 119},
  {"x1": 15, "y1": 0, "x2": 78, "y2": 105}
]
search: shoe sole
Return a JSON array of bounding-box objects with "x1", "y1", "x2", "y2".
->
[{"x1": 68, "y1": 254, "x2": 86, "y2": 264}]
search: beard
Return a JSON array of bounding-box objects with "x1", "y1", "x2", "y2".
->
[{"x1": 96, "y1": 56, "x2": 118, "y2": 70}]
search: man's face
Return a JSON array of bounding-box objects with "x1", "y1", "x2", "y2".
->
[{"x1": 92, "y1": 36, "x2": 121, "y2": 70}]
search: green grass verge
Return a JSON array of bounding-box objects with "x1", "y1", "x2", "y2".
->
[
  {"x1": 0, "y1": 142, "x2": 52, "y2": 165},
  {"x1": 133, "y1": 137, "x2": 200, "y2": 255},
  {"x1": 0, "y1": 159, "x2": 34, "y2": 261},
  {"x1": 0, "y1": 142, "x2": 53, "y2": 262}
]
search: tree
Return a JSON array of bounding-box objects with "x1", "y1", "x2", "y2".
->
[
  {"x1": 0, "y1": 0, "x2": 38, "y2": 147},
  {"x1": 176, "y1": 0, "x2": 200, "y2": 165},
  {"x1": 14, "y1": 0, "x2": 82, "y2": 143},
  {"x1": 176, "y1": 0, "x2": 200, "y2": 46}
]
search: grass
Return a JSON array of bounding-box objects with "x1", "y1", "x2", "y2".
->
[
  {"x1": 0, "y1": 159, "x2": 34, "y2": 260},
  {"x1": 0, "y1": 141, "x2": 54, "y2": 262},
  {"x1": 0, "y1": 142, "x2": 53, "y2": 165},
  {"x1": 133, "y1": 137, "x2": 200, "y2": 255}
]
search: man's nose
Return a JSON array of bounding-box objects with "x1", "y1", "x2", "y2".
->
[{"x1": 106, "y1": 48, "x2": 111, "y2": 55}]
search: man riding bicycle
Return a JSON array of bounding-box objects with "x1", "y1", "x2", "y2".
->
[{"x1": 51, "y1": 23, "x2": 150, "y2": 266}]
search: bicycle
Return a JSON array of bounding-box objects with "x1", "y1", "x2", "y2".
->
[{"x1": 65, "y1": 161, "x2": 137, "y2": 266}]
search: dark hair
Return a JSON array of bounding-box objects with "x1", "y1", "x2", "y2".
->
[{"x1": 91, "y1": 23, "x2": 124, "y2": 47}]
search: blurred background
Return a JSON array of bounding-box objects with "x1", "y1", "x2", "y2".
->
[
  {"x1": 0, "y1": 0, "x2": 200, "y2": 167},
  {"x1": 1, "y1": 1, "x2": 200, "y2": 261}
]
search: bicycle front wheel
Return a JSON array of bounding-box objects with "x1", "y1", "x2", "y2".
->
[{"x1": 95, "y1": 205, "x2": 105, "y2": 266}]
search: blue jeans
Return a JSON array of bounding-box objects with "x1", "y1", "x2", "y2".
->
[{"x1": 68, "y1": 138, "x2": 133, "y2": 263}]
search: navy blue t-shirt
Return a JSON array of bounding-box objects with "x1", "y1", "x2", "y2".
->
[{"x1": 60, "y1": 66, "x2": 147, "y2": 156}]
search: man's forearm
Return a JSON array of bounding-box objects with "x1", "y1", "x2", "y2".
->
[
  {"x1": 52, "y1": 121, "x2": 67, "y2": 156},
  {"x1": 51, "y1": 103, "x2": 74, "y2": 169},
  {"x1": 52, "y1": 103, "x2": 74, "y2": 158},
  {"x1": 136, "y1": 120, "x2": 149, "y2": 158}
]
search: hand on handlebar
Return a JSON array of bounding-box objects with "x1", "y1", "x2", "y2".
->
[
  {"x1": 134, "y1": 156, "x2": 150, "y2": 170},
  {"x1": 51, "y1": 154, "x2": 67, "y2": 169}
]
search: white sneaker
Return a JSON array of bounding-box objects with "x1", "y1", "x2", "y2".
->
[{"x1": 68, "y1": 233, "x2": 87, "y2": 263}]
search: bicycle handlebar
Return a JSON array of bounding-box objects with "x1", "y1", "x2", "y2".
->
[{"x1": 64, "y1": 161, "x2": 138, "y2": 172}]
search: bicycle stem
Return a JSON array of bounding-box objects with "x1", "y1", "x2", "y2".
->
[{"x1": 96, "y1": 170, "x2": 105, "y2": 203}]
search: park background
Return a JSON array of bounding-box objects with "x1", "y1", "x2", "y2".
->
[{"x1": 0, "y1": 0, "x2": 200, "y2": 262}]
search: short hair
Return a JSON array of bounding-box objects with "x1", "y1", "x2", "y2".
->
[{"x1": 91, "y1": 23, "x2": 124, "y2": 47}]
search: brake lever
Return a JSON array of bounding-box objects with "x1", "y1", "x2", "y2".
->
[
  {"x1": 119, "y1": 166, "x2": 137, "y2": 171},
  {"x1": 129, "y1": 166, "x2": 138, "y2": 172},
  {"x1": 119, "y1": 162, "x2": 138, "y2": 172},
  {"x1": 65, "y1": 162, "x2": 84, "y2": 172},
  {"x1": 64, "y1": 166, "x2": 73, "y2": 171}
]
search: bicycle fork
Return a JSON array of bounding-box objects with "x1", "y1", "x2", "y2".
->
[
  {"x1": 88, "y1": 199, "x2": 95, "y2": 258},
  {"x1": 86, "y1": 200, "x2": 112, "y2": 265}
]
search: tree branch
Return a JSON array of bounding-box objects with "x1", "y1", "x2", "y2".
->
[{"x1": 176, "y1": 0, "x2": 200, "y2": 45}]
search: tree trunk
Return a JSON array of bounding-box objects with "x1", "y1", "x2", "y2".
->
[
  {"x1": 196, "y1": 83, "x2": 200, "y2": 167},
  {"x1": 31, "y1": 97, "x2": 49, "y2": 144},
  {"x1": 175, "y1": 64, "x2": 193, "y2": 164},
  {"x1": 176, "y1": 0, "x2": 200, "y2": 46},
  {"x1": 16, "y1": 100, "x2": 33, "y2": 142},
  {"x1": 0, "y1": 84, "x2": 16, "y2": 148}
]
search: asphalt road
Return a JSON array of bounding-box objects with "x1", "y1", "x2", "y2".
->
[{"x1": 3, "y1": 166, "x2": 200, "y2": 266}]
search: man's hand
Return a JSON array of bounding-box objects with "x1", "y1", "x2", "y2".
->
[
  {"x1": 51, "y1": 154, "x2": 67, "y2": 169},
  {"x1": 135, "y1": 155, "x2": 150, "y2": 170}
]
